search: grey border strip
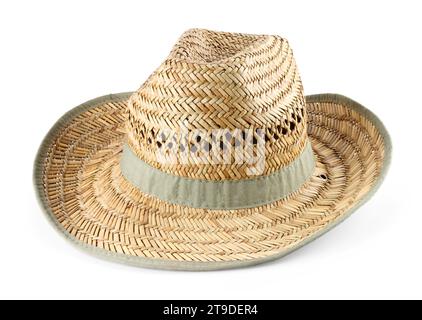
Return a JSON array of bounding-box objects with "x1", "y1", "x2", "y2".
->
[
  {"x1": 120, "y1": 142, "x2": 315, "y2": 210},
  {"x1": 33, "y1": 93, "x2": 392, "y2": 271}
]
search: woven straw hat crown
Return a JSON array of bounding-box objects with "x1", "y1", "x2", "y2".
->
[{"x1": 126, "y1": 28, "x2": 307, "y2": 180}]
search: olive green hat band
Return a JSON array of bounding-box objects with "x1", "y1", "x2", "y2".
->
[{"x1": 120, "y1": 141, "x2": 315, "y2": 210}]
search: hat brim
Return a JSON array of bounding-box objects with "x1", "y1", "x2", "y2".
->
[{"x1": 34, "y1": 93, "x2": 391, "y2": 271}]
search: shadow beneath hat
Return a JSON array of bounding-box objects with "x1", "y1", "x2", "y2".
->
[{"x1": 252, "y1": 192, "x2": 398, "y2": 269}]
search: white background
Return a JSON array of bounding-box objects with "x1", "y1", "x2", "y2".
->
[{"x1": 0, "y1": 0, "x2": 421, "y2": 300}]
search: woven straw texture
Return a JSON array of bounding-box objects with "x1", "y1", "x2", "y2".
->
[
  {"x1": 34, "y1": 29, "x2": 390, "y2": 270},
  {"x1": 127, "y1": 29, "x2": 307, "y2": 180},
  {"x1": 34, "y1": 92, "x2": 389, "y2": 269}
]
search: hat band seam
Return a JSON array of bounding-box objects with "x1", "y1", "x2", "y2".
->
[{"x1": 120, "y1": 140, "x2": 315, "y2": 210}]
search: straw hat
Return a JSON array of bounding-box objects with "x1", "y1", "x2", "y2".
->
[{"x1": 34, "y1": 29, "x2": 391, "y2": 270}]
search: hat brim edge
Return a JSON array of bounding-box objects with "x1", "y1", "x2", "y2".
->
[{"x1": 33, "y1": 92, "x2": 392, "y2": 271}]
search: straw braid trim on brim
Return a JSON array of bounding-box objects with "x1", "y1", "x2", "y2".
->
[{"x1": 33, "y1": 93, "x2": 391, "y2": 271}]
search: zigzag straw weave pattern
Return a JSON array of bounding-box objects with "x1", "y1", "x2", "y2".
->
[
  {"x1": 35, "y1": 94, "x2": 387, "y2": 264},
  {"x1": 126, "y1": 29, "x2": 307, "y2": 180},
  {"x1": 34, "y1": 29, "x2": 390, "y2": 269}
]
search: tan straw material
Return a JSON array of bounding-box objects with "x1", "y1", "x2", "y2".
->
[
  {"x1": 34, "y1": 29, "x2": 391, "y2": 270},
  {"x1": 127, "y1": 29, "x2": 307, "y2": 180}
]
